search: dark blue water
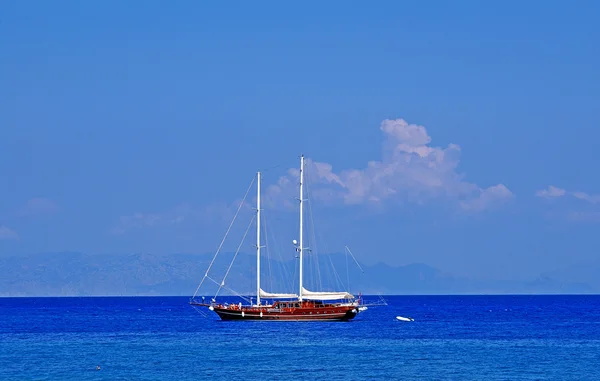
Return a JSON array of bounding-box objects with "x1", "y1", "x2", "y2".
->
[{"x1": 1, "y1": 295, "x2": 599, "y2": 380}]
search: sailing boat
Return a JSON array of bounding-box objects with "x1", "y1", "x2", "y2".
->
[{"x1": 190, "y1": 155, "x2": 363, "y2": 321}]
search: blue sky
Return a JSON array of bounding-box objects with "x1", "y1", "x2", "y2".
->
[{"x1": 1, "y1": 1, "x2": 599, "y2": 281}]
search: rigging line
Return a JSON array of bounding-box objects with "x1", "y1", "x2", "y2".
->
[
  {"x1": 221, "y1": 284, "x2": 251, "y2": 303},
  {"x1": 305, "y1": 165, "x2": 340, "y2": 292},
  {"x1": 292, "y1": 250, "x2": 298, "y2": 295},
  {"x1": 345, "y1": 248, "x2": 350, "y2": 291},
  {"x1": 264, "y1": 212, "x2": 282, "y2": 293},
  {"x1": 263, "y1": 211, "x2": 273, "y2": 293},
  {"x1": 206, "y1": 276, "x2": 228, "y2": 297},
  {"x1": 206, "y1": 276, "x2": 220, "y2": 287},
  {"x1": 280, "y1": 227, "x2": 295, "y2": 292},
  {"x1": 262, "y1": 187, "x2": 295, "y2": 294},
  {"x1": 265, "y1": 215, "x2": 276, "y2": 292},
  {"x1": 345, "y1": 246, "x2": 365, "y2": 273},
  {"x1": 214, "y1": 214, "x2": 256, "y2": 300},
  {"x1": 192, "y1": 174, "x2": 256, "y2": 299},
  {"x1": 265, "y1": 212, "x2": 286, "y2": 294},
  {"x1": 264, "y1": 194, "x2": 294, "y2": 293},
  {"x1": 304, "y1": 170, "x2": 323, "y2": 291},
  {"x1": 190, "y1": 305, "x2": 209, "y2": 317},
  {"x1": 328, "y1": 255, "x2": 346, "y2": 292}
]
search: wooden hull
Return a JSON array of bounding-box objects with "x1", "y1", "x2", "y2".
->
[
  {"x1": 190, "y1": 302, "x2": 359, "y2": 321},
  {"x1": 213, "y1": 306, "x2": 358, "y2": 321}
]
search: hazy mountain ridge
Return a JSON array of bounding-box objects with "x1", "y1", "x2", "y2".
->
[{"x1": 0, "y1": 252, "x2": 595, "y2": 297}]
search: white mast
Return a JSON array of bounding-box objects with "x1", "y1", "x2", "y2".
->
[
  {"x1": 298, "y1": 155, "x2": 304, "y2": 301},
  {"x1": 256, "y1": 171, "x2": 261, "y2": 306}
]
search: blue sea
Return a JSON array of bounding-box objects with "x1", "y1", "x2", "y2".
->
[{"x1": 1, "y1": 295, "x2": 599, "y2": 380}]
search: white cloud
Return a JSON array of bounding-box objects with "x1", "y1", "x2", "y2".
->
[
  {"x1": 0, "y1": 226, "x2": 19, "y2": 240},
  {"x1": 266, "y1": 118, "x2": 513, "y2": 211},
  {"x1": 460, "y1": 184, "x2": 513, "y2": 212},
  {"x1": 535, "y1": 186, "x2": 567, "y2": 199},
  {"x1": 536, "y1": 186, "x2": 600, "y2": 223},
  {"x1": 19, "y1": 198, "x2": 59, "y2": 216},
  {"x1": 536, "y1": 186, "x2": 600, "y2": 204},
  {"x1": 572, "y1": 191, "x2": 600, "y2": 204}
]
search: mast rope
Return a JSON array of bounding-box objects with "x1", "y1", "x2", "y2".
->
[
  {"x1": 214, "y1": 214, "x2": 256, "y2": 300},
  {"x1": 205, "y1": 276, "x2": 251, "y2": 303},
  {"x1": 305, "y1": 167, "x2": 324, "y2": 291},
  {"x1": 222, "y1": 284, "x2": 251, "y2": 303},
  {"x1": 263, "y1": 208, "x2": 294, "y2": 293},
  {"x1": 263, "y1": 211, "x2": 273, "y2": 293},
  {"x1": 328, "y1": 255, "x2": 346, "y2": 292},
  {"x1": 192, "y1": 174, "x2": 256, "y2": 300},
  {"x1": 345, "y1": 246, "x2": 364, "y2": 273},
  {"x1": 345, "y1": 247, "x2": 350, "y2": 291}
]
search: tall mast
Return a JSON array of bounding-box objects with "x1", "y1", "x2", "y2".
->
[
  {"x1": 256, "y1": 171, "x2": 261, "y2": 306},
  {"x1": 299, "y1": 155, "x2": 304, "y2": 301}
]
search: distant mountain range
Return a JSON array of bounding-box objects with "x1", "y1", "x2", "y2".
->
[{"x1": 0, "y1": 251, "x2": 596, "y2": 297}]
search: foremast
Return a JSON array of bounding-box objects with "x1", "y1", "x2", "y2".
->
[
  {"x1": 295, "y1": 154, "x2": 356, "y2": 303},
  {"x1": 256, "y1": 171, "x2": 262, "y2": 306},
  {"x1": 298, "y1": 155, "x2": 305, "y2": 301}
]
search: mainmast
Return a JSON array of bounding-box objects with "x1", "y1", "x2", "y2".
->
[
  {"x1": 298, "y1": 155, "x2": 304, "y2": 301},
  {"x1": 256, "y1": 171, "x2": 261, "y2": 306}
]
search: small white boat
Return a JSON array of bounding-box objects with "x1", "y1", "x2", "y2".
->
[{"x1": 396, "y1": 316, "x2": 414, "y2": 322}]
